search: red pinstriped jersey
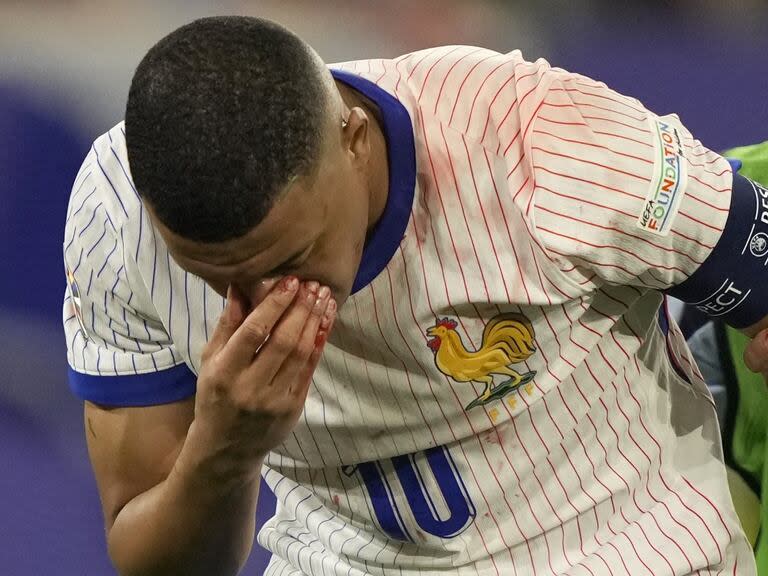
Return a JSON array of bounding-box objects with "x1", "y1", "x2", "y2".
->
[{"x1": 62, "y1": 46, "x2": 755, "y2": 575}]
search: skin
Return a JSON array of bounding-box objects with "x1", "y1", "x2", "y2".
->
[
  {"x1": 744, "y1": 316, "x2": 768, "y2": 373},
  {"x1": 83, "y1": 44, "x2": 768, "y2": 576}
]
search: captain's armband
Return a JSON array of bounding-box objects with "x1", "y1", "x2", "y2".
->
[{"x1": 667, "y1": 166, "x2": 768, "y2": 329}]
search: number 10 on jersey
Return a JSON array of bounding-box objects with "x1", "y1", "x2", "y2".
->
[{"x1": 343, "y1": 445, "x2": 476, "y2": 542}]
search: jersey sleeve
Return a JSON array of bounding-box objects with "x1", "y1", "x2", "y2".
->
[
  {"x1": 523, "y1": 67, "x2": 733, "y2": 293},
  {"x1": 62, "y1": 151, "x2": 196, "y2": 406}
]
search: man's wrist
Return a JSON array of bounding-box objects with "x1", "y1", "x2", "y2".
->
[{"x1": 172, "y1": 420, "x2": 265, "y2": 498}]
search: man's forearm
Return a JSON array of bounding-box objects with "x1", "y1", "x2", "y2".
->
[{"x1": 107, "y1": 422, "x2": 263, "y2": 576}]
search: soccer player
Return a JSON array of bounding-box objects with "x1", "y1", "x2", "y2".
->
[{"x1": 63, "y1": 16, "x2": 768, "y2": 576}]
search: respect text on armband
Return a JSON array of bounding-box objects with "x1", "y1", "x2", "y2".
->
[{"x1": 692, "y1": 279, "x2": 751, "y2": 317}]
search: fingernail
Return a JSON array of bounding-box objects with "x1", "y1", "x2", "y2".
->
[
  {"x1": 282, "y1": 276, "x2": 299, "y2": 292},
  {"x1": 321, "y1": 299, "x2": 336, "y2": 329},
  {"x1": 313, "y1": 292, "x2": 330, "y2": 314},
  {"x1": 307, "y1": 281, "x2": 320, "y2": 294},
  {"x1": 318, "y1": 286, "x2": 330, "y2": 300}
]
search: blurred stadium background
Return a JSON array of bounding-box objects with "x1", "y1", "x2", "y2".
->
[{"x1": 1, "y1": 1, "x2": 766, "y2": 574}]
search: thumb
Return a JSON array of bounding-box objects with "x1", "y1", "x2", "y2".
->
[
  {"x1": 743, "y1": 329, "x2": 768, "y2": 374},
  {"x1": 206, "y1": 284, "x2": 247, "y2": 353}
]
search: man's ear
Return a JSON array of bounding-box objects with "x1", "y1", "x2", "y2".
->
[{"x1": 342, "y1": 106, "x2": 370, "y2": 165}]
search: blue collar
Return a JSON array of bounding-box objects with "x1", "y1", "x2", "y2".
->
[{"x1": 330, "y1": 69, "x2": 416, "y2": 294}]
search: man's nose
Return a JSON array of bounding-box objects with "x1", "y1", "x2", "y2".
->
[{"x1": 243, "y1": 277, "x2": 282, "y2": 309}]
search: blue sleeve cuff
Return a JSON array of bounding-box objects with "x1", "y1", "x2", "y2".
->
[{"x1": 68, "y1": 363, "x2": 197, "y2": 406}]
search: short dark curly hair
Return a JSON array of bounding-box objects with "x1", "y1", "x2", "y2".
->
[{"x1": 125, "y1": 16, "x2": 330, "y2": 242}]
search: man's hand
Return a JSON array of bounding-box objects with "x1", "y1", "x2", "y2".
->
[
  {"x1": 189, "y1": 276, "x2": 336, "y2": 479},
  {"x1": 744, "y1": 328, "x2": 768, "y2": 376},
  {"x1": 87, "y1": 277, "x2": 336, "y2": 576}
]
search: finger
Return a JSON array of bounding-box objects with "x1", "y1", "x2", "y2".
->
[
  {"x1": 320, "y1": 297, "x2": 337, "y2": 333},
  {"x1": 204, "y1": 284, "x2": 247, "y2": 358},
  {"x1": 221, "y1": 276, "x2": 301, "y2": 367},
  {"x1": 244, "y1": 282, "x2": 323, "y2": 378},
  {"x1": 292, "y1": 288, "x2": 331, "y2": 368},
  {"x1": 270, "y1": 290, "x2": 332, "y2": 392},
  {"x1": 293, "y1": 304, "x2": 337, "y2": 399},
  {"x1": 744, "y1": 329, "x2": 768, "y2": 373}
]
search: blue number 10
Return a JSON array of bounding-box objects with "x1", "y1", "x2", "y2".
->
[{"x1": 346, "y1": 445, "x2": 476, "y2": 542}]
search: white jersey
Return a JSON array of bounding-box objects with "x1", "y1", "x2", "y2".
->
[{"x1": 63, "y1": 47, "x2": 755, "y2": 575}]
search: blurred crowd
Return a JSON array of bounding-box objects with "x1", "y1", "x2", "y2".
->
[{"x1": 1, "y1": 1, "x2": 767, "y2": 574}]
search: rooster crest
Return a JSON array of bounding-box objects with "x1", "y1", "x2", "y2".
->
[{"x1": 426, "y1": 313, "x2": 537, "y2": 410}]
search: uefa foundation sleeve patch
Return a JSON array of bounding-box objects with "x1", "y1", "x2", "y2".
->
[{"x1": 636, "y1": 115, "x2": 689, "y2": 236}]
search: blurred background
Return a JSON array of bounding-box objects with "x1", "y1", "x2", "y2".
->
[{"x1": 1, "y1": 1, "x2": 766, "y2": 574}]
